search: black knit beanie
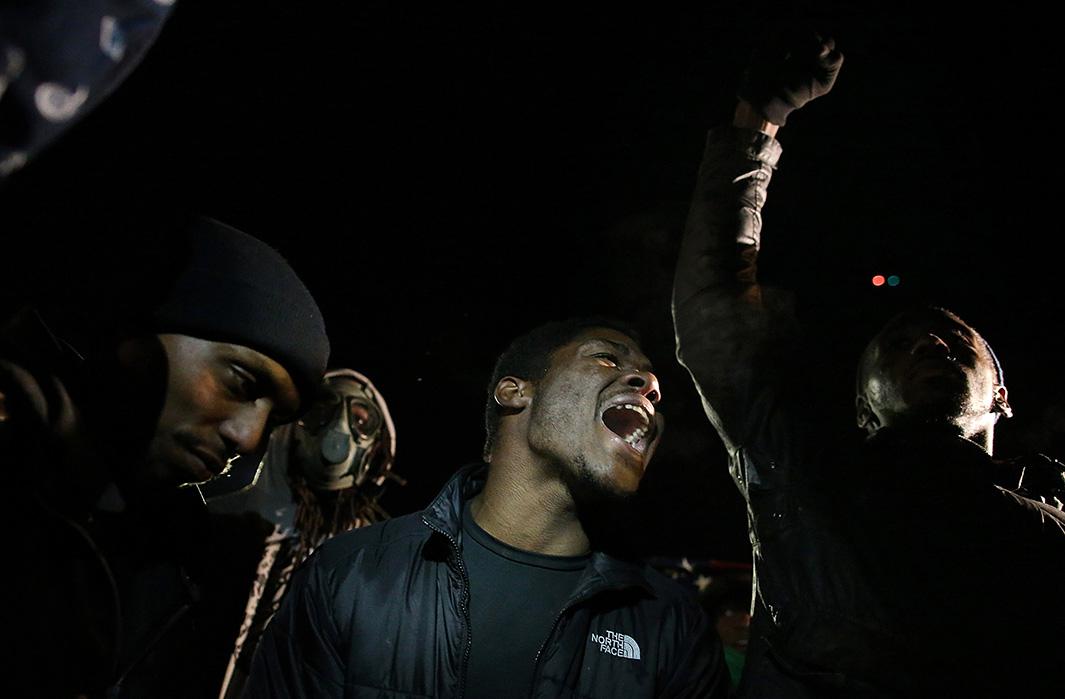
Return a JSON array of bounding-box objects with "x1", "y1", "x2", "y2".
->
[{"x1": 149, "y1": 216, "x2": 330, "y2": 408}]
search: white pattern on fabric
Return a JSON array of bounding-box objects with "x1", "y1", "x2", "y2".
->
[
  {"x1": 100, "y1": 16, "x2": 127, "y2": 62},
  {"x1": 34, "y1": 83, "x2": 90, "y2": 122},
  {"x1": 0, "y1": 152, "x2": 27, "y2": 176},
  {"x1": 1, "y1": 46, "x2": 27, "y2": 97}
]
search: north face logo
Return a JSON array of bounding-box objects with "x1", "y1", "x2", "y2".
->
[{"x1": 589, "y1": 630, "x2": 641, "y2": 660}]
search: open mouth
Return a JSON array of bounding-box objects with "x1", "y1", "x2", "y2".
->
[{"x1": 602, "y1": 403, "x2": 655, "y2": 453}]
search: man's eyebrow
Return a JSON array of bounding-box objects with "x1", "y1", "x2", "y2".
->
[
  {"x1": 580, "y1": 338, "x2": 632, "y2": 354},
  {"x1": 581, "y1": 338, "x2": 653, "y2": 369},
  {"x1": 233, "y1": 354, "x2": 300, "y2": 419}
]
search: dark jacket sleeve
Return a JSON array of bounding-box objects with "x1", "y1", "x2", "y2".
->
[
  {"x1": 672, "y1": 126, "x2": 793, "y2": 466},
  {"x1": 242, "y1": 555, "x2": 346, "y2": 698},
  {"x1": 657, "y1": 603, "x2": 730, "y2": 699}
]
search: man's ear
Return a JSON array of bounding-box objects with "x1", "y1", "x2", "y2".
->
[
  {"x1": 493, "y1": 376, "x2": 532, "y2": 411},
  {"x1": 855, "y1": 394, "x2": 880, "y2": 434},
  {"x1": 992, "y1": 385, "x2": 1013, "y2": 419}
]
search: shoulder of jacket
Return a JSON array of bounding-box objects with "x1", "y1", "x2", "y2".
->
[
  {"x1": 1, "y1": 357, "x2": 52, "y2": 425},
  {"x1": 997, "y1": 453, "x2": 1065, "y2": 508},
  {"x1": 635, "y1": 563, "x2": 706, "y2": 613},
  {"x1": 309, "y1": 511, "x2": 433, "y2": 573}
]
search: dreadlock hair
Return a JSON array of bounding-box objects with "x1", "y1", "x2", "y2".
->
[
  {"x1": 287, "y1": 435, "x2": 396, "y2": 565},
  {"x1": 289, "y1": 480, "x2": 390, "y2": 564},
  {"x1": 280, "y1": 368, "x2": 400, "y2": 563},
  {"x1": 482, "y1": 316, "x2": 642, "y2": 460}
]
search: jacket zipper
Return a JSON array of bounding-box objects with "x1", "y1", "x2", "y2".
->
[
  {"x1": 528, "y1": 606, "x2": 568, "y2": 698},
  {"x1": 423, "y1": 516, "x2": 473, "y2": 699},
  {"x1": 528, "y1": 579, "x2": 638, "y2": 698}
]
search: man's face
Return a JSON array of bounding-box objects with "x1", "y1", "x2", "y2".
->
[
  {"x1": 858, "y1": 309, "x2": 1004, "y2": 431},
  {"x1": 715, "y1": 605, "x2": 751, "y2": 653},
  {"x1": 525, "y1": 328, "x2": 662, "y2": 499},
  {"x1": 146, "y1": 334, "x2": 300, "y2": 488},
  {"x1": 290, "y1": 374, "x2": 386, "y2": 491}
]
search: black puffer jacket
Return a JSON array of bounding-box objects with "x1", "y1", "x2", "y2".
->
[{"x1": 245, "y1": 464, "x2": 728, "y2": 698}]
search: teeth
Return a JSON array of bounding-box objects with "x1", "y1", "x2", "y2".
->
[
  {"x1": 617, "y1": 404, "x2": 651, "y2": 447},
  {"x1": 623, "y1": 425, "x2": 648, "y2": 447},
  {"x1": 604, "y1": 402, "x2": 654, "y2": 449},
  {"x1": 619, "y1": 404, "x2": 651, "y2": 421}
]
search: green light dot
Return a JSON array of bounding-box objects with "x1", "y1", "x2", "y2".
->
[{"x1": 887, "y1": 275, "x2": 901, "y2": 287}]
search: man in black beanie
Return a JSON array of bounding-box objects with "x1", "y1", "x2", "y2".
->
[{"x1": 0, "y1": 213, "x2": 330, "y2": 698}]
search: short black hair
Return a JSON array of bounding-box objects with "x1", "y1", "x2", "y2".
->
[{"x1": 482, "y1": 316, "x2": 642, "y2": 459}]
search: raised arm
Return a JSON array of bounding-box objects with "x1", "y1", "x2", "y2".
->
[{"x1": 672, "y1": 32, "x2": 842, "y2": 455}]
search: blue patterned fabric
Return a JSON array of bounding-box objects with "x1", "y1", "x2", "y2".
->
[{"x1": 0, "y1": 0, "x2": 176, "y2": 178}]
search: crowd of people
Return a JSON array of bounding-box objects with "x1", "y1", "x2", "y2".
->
[{"x1": 2, "y1": 8, "x2": 1063, "y2": 699}]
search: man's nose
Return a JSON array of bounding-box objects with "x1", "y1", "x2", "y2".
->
[
  {"x1": 622, "y1": 370, "x2": 661, "y2": 404},
  {"x1": 220, "y1": 402, "x2": 273, "y2": 456}
]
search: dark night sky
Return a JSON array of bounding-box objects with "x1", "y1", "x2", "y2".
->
[{"x1": 3, "y1": 2, "x2": 1063, "y2": 562}]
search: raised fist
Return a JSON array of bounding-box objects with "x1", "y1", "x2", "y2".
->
[{"x1": 736, "y1": 27, "x2": 844, "y2": 126}]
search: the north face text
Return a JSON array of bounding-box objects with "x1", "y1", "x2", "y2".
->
[{"x1": 589, "y1": 630, "x2": 641, "y2": 660}]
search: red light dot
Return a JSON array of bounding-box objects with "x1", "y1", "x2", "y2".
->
[{"x1": 871, "y1": 275, "x2": 886, "y2": 287}]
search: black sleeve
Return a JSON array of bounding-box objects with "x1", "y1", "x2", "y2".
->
[
  {"x1": 657, "y1": 602, "x2": 730, "y2": 699},
  {"x1": 242, "y1": 555, "x2": 346, "y2": 698}
]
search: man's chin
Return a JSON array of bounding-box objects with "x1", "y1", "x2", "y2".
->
[
  {"x1": 564, "y1": 467, "x2": 636, "y2": 508},
  {"x1": 900, "y1": 399, "x2": 970, "y2": 428},
  {"x1": 902, "y1": 383, "x2": 969, "y2": 413},
  {"x1": 140, "y1": 449, "x2": 215, "y2": 493},
  {"x1": 563, "y1": 460, "x2": 643, "y2": 556}
]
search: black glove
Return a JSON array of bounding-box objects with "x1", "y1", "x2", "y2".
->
[{"x1": 736, "y1": 27, "x2": 844, "y2": 126}]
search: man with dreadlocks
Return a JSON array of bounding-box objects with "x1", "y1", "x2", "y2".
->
[
  {"x1": 208, "y1": 368, "x2": 401, "y2": 699},
  {"x1": 671, "y1": 26, "x2": 1065, "y2": 698}
]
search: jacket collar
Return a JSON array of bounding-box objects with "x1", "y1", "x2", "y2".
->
[
  {"x1": 421, "y1": 462, "x2": 486, "y2": 541},
  {"x1": 579, "y1": 550, "x2": 655, "y2": 598},
  {"x1": 420, "y1": 463, "x2": 654, "y2": 597}
]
